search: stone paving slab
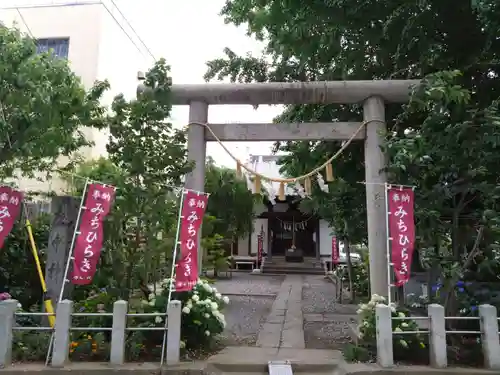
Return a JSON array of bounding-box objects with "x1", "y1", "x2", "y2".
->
[
  {"x1": 206, "y1": 346, "x2": 344, "y2": 373},
  {"x1": 256, "y1": 275, "x2": 306, "y2": 350}
]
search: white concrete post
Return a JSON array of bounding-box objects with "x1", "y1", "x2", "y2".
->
[
  {"x1": 186, "y1": 101, "x2": 208, "y2": 275},
  {"x1": 375, "y1": 304, "x2": 394, "y2": 367},
  {"x1": 479, "y1": 304, "x2": 500, "y2": 369},
  {"x1": 51, "y1": 299, "x2": 72, "y2": 367},
  {"x1": 0, "y1": 300, "x2": 18, "y2": 368},
  {"x1": 110, "y1": 300, "x2": 128, "y2": 365},
  {"x1": 166, "y1": 300, "x2": 182, "y2": 365},
  {"x1": 363, "y1": 96, "x2": 389, "y2": 298},
  {"x1": 428, "y1": 303, "x2": 447, "y2": 368}
]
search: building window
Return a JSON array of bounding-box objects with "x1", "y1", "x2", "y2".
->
[{"x1": 36, "y1": 38, "x2": 70, "y2": 59}]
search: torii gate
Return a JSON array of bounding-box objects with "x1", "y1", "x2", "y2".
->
[{"x1": 138, "y1": 80, "x2": 419, "y2": 298}]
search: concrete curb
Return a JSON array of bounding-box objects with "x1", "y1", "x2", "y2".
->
[
  {"x1": 3, "y1": 358, "x2": 500, "y2": 374},
  {"x1": 0, "y1": 362, "x2": 205, "y2": 375}
]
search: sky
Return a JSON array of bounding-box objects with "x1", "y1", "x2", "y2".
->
[{"x1": 2, "y1": 0, "x2": 285, "y2": 168}]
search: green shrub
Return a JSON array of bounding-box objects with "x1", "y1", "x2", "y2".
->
[{"x1": 136, "y1": 278, "x2": 229, "y2": 351}]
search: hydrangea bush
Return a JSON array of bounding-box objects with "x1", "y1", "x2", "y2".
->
[
  {"x1": 137, "y1": 278, "x2": 229, "y2": 350},
  {"x1": 357, "y1": 294, "x2": 427, "y2": 361}
]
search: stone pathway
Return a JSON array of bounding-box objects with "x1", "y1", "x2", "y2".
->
[
  {"x1": 214, "y1": 273, "x2": 357, "y2": 351},
  {"x1": 207, "y1": 274, "x2": 351, "y2": 371},
  {"x1": 256, "y1": 275, "x2": 305, "y2": 349}
]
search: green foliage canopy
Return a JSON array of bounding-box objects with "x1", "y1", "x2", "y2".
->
[{"x1": 0, "y1": 26, "x2": 108, "y2": 179}]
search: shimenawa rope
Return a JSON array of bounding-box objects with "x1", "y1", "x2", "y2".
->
[{"x1": 188, "y1": 120, "x2": 373, "y2": 187}]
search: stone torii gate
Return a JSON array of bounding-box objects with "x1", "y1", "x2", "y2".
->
[{"x1": 138, "y1": 80, "x2": 419, "y2": 297}]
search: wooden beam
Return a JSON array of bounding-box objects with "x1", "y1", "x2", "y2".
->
[
  {"x1": 161, "y1": 80, "x2": 421, "y2": 105},
  {"x1": 204, "y1": 122, "x2": 365, "y2": 141}
]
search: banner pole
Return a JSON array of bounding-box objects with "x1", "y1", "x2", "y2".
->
[
  {"x1": 45, "y1": 178, "x2": 89, "y2": 366},
  {"x1": 384, "y1": 183, "x2": 392, "y2": 305},
  {"x1": 160, "y1": 188, "x2": 187, "y2": 367},
  {"x1": 57, "y1": 178, "x2": 90, "y2": 303}
]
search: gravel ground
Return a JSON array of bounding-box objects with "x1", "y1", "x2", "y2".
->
[
  {"x1": 214, "y1": 273, "x2": 284, "y2": 296},
  {"x1": 213, "y1": 274, "x2": 281, "y2": 346},
  {"x1": 219, "y1": 295, "x2": 275, "y2": 346},
  {"x1": 302, "y1": 275, "x2": 357, "y2": 350}
]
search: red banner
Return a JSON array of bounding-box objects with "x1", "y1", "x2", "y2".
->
[
  {"x1": 387, "y1": 187, "x2": 415, "y2": 286},
  {"x1": 0, "y1": 186, "x2": 24, "y2": 249},
  {"x1": 332, "y1": 236, "x2": 339, "y2": 264},
  {"x1": 72, "y1": 183, "x2": 115, "y2": 285},
  {"x1": 257, "y1": 225, "x2": 264, "y2": 265},
  {"x1": 175, "y1": 190, "x2": 209, "y2": 292}
]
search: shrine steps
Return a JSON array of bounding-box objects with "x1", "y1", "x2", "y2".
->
[{"x1": 262, "y1": 259, "x2": 325, "y2": 275}]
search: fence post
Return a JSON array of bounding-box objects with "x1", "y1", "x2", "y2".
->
[
  {"x1": 428, "y1": 303, "x2": 447, "y2": 368},
  {"x1": 51, "y1": 300, "x2": 73, "y2": 367},
  {"x1": 479, "y1": 304, "x2": 500, "y2": 369},
  {"x1": 0, "y1": 300, "x2": 18, "y2": 368},
  {"x1": 110, "y1": 300, "x2": 128, "y2": 366},
  {"x1": 375, "y1": 304, "x2": 394, "y2": 367},
  {"x1": 166, "y1": 300, "x2": 182, "y2": 365}
]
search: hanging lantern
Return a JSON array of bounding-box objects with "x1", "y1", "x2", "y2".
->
[
  {"x1": 325, "y1": 162, "x2": 334, "y2": 182},
  {"x1": 278, "y1": 182, "x2": 286, "y2": 201}
]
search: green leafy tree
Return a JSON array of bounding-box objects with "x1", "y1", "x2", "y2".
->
[
  {"x1": 204, "y1": 159, "x2": 255, "y2": 246},
  {"x1": 204, "y1": 0, "x2": 500, "y2": 285},
  {"x1": 0, "y1": 26, "x2": 108, "y2": 179},
  {"x1": 65, "y1": 60, "x2": 192, "y2": 299}
]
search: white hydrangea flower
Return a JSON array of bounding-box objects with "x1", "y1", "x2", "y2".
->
[
  {"x1": 141, "y1": 300, "x2": 149, "y2": 306},
  {"x1": 180, "y1": 340, "x2": 186, "y2": 349},
  {"x1": 371, "y1": 293, "x2": 386, "y2": 303},
  {"x1": 394, "y1": 327, "x2": 402, "y2": 332},
  {"x1": 203, "y1": 284, "x2": 213, "y2": 293},
  {"x1": 212, "y1": 287, "x2": 218, "y2": 293},
  {"x1": 155, "y1": 316, "x2": 163, "y2": 323},
  {"x1": 215, "y1": 292, "x2": 222, "y2": 299},
  {"x1": 398, "y1": 312, "x2": 406, "y2": 318},
  {"x1": 205, "y1": 330, "x2": 210, "y2": 336},
  {"x1": 148, "y1": 293, "x2": 155, "y2": 301},
  {"x1": 204, "y1": 313, "x2": 210, "y2": 318},
  {"x1": 192, "y1": 294, "x2": 200, "y2": 302},
  {"x1": 399, "y1": 339, "x2": 408, "y2": 348},
  {"x1": 148, "y1": 300, "x2": 155, "y2": 306},
  {"x1": 401, "y1": 322, "x2": 409, "y2": 328},
  {"x1": 211, "y1": 302, "x2": 218, "y2": 311},
  {"x1": 182, "y1": 306, "x2": 191, "y2": 314},
  {"x1": 222, "y1": 296, "x2": 229, "y2": 304}
]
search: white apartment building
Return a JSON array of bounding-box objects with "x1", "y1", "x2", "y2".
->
[{"x1": 1, "y1": 0, "x2": 153, "y2": 193}]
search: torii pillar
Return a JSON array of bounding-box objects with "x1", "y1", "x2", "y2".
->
[{"x1": 363, "y1": 96, "x2": 389, "y2": 296}]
